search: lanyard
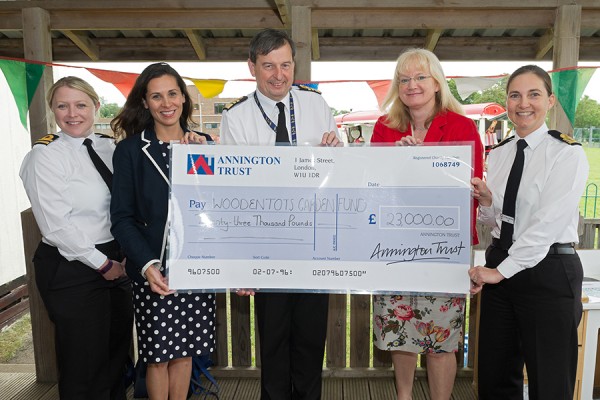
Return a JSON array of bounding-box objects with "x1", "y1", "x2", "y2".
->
[{"x1": 253, "y1": 91, "x2": 297, "y2": 145}]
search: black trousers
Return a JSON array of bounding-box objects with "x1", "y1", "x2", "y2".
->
[
  {"x1": 255, "y1": 292, "x2": 329, "y2": 400},
  {"x1": 477, "y1": 245, "x2": 583, "y2": 400},
  {"x1": 33, "y1": 241, "x2": 133, "y2": 400}
]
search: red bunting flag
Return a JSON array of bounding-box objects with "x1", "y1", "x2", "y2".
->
[{"x1": 87, "y1": 68, "x2": 139, "y2": 98}]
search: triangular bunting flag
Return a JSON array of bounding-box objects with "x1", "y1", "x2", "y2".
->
[
  {"x1": 551, "y1": 68, "x2": 596, "y2": 126},
  {"x1": 366, "y1": 80, "x2": 392, "y2": 108},
  {"x1": 188, "y1": 78, "x2": 227, "y2": 99},
  {"x1": 0, "y1": 59, "x2": 45, "y2": 130},
  {"x1": 453, "y1": 76, "x2": 505, "y2": 101},
  {"x1": 87, "y1": 68, "x2": 139, "y2": 98}
]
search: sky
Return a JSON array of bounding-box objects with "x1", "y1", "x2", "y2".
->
[{"x1": 54, "y1": 60, "x2": 600, "y2": 112}]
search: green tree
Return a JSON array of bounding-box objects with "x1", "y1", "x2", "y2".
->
[
  {"x1": 575, "y1": 95, "x2": 600, "y2": 129},
  {"x1": 99, "y1": 102, "x2": 121, "y2": 118}
]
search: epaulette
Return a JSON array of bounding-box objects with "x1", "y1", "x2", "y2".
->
[
  {"x1": 224, "y1": 96, "x2": 248, "y2": 111},
  {"x1": 95, "y1": 133, "x2": 114, "y2": 139},
  {"x1": 296, "y1": 84, "x2": 321, "y2": 95},
  {"x1": 491, "y1": 135, "x2": 515, "y2": 149},
  {"x1": 33, "y1": 134, "x2": 59, "y2": 146},
  {"x1": 548, "y1": 130, "x2": 581, "y2": 146}
]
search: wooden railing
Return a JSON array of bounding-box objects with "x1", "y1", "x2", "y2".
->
[
  {"x1": 0, "y1": 275, "x2": 29, "y2": 331},
  {"x1": 21, "y1": 211, "x2": 600, "y2": 381},
  {"x1": 580, "y1": 218, "x2": 600, "y2": 249}
]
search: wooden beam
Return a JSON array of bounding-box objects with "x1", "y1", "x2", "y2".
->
[
  {"x1": 424, "y1": 29, "x2": 442, "y2": 52},
  {"x1": 2, "y1": 0, "x2": 600, "y2": 10},
  {"x1": 311, "y1": 28, "x2": 320, "y2": 61},
  {"x1": 49, "y1": 10, "x2": 283, "y2": 30},
  {"x1": 184, "y1": 29, "x2": 206, "y2": 60},
  {"x1": 292, "y1": 6, "x2": 312, "y2": 81},
  {"x1": 60, "y1": 30, "x2": 99, "y2": 61},
  {"x1": 274, "y1": 0, "x2": 291, "y2": 27},
  {"x1": 581, "y1": 9, "x2": 600, "y2": 27},
  {"x1": 296, "y1": 0, "x2": 600, "y2": 7},
  {"x1": 0, "y1": 0, "x2": 275, "y2": 10},
  {"x1": 312, "y1": 9, "x2": 555, "y2": 29},
  {"x1": 535, "y1": 29, "x2": 553, "y2": 60},
  {"x1": 316, "y1": 36, "x2": 552, "y2": 61},
  {"x1": 0, "y1": 11, "x2": 22, "y2": 29},
  {"x1": 551, "y1": 4, "x2": 582, "y2": 135},
  {"x1": 37, "y1": 8, "x2": 558, "y2": 31},
  {"x1": 4, "y1": 35, "x2": 598, "y2": 62}
]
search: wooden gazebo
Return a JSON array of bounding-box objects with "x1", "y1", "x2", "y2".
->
[{"x1": 2, "y1": 0, "x2": 600, "y2": 396}]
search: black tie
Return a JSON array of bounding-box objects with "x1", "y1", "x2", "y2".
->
[
  {"x1": 499, "y1": 139, "x2": 528, "y2": 249},
  {"x1": 83, "y1": 138, "x2": 113, "y2": 193},
  {"x1": 275, "y1": 102, "x2": 290, "y2": 144}
]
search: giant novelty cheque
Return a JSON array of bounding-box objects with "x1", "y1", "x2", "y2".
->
[{"x1": 167, "y1": 143, "x2": 473, "y2": 294}]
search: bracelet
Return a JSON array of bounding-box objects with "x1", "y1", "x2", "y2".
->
[{"x1": 98, "y1": 259, "x2": 114, "y2": 275}]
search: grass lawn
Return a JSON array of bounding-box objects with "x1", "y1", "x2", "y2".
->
[{"x1": 0, "y1": 314, "x2": 31, "y2": 362}]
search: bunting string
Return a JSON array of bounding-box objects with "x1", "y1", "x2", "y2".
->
[{"x1": 0, "y1": 55, "x2": 597, "y2": 131}]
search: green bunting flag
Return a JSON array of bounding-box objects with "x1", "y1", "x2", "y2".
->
[
  {"x1": 0, "y1": 59, "x2": 45, "y2": 130},
  {"x1": 551, "y1": 68, "x2": 596, "y2": 127}
]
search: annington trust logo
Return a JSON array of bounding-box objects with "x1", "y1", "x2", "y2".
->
[
  {"x1": 186, "y1": 153, "x2": 282, "y2": 176},
  {"x1": 187, "y1": 154, "x2": 214, "y2": 175}
]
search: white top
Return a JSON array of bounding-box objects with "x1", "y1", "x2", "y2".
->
[
  {"x1": 220, "y1": 86, "x2": 339, "y2": 145},
  {"x1": 19, "y1": 132, "x2": 115, "y2": 269},
  {"x1": 478, "y1": 123, "x2": 589, "y2": 279}
]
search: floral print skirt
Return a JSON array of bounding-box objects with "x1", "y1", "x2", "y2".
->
[{"x1": 373, "y1": 294, "x2": 465, "y2": 354}]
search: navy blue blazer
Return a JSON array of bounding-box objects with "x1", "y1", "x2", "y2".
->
[{"x1": 110, "y1": 127, "x2": 211, "y2": 284}]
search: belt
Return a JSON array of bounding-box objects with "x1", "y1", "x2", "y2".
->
[{"x1": 491, "y1": 238, "x2": 575, "y2": 255}]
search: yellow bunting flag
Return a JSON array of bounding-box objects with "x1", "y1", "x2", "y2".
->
[{"x1": 187, "y1": 78, "x2": 227, "y2": 99}]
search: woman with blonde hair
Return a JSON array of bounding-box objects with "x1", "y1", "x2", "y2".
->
[
  {"x1": 20, "y1": 76, "x2": 133, "y2": 400},
  {"x1": 371, "y1": 48, "x2": 483, "y2": 400}
]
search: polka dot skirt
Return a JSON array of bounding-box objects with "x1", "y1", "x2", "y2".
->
[{"x1": 133, "y1": 281, "x2": 216, "y2": 363}]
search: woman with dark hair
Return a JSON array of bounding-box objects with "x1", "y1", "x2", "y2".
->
[
  {"x1": 110, "y1": 62, "x2": 215, "y2": 400},
  {"x1": 470, "y1": 65, "x2": 589, "y2": 399}
]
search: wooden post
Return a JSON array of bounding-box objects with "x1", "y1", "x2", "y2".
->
[
  {"x1": 22, "y1": 7, "x2": 54, "y2": 143},
  {"x1": 230, "y1": 295, "x2": 252, "y2": 367},
  {"x1": 214, "y1": 292, "x2": 228, "y2": 367},
  {"x1": 291, "y1": 6, "x2": 312, "y2": 82},
  {"x1": 550, "y1": 4, "x2": 582, "y2": 136},
  {"x1": 350, "y1": 294, "x2": 371, "y2": 368},
  {"x1": 21, "y1": 7, "x2": 58, "y2": 383},
  {"x1": 326, "y1": 294, "x2": 347, "y2": 369},
  {"x1": 21, "y1": 209, "x2": 58, "y2": 383}
]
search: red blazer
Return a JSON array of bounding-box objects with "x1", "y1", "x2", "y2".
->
[{"x1": 371, "y1": 110, "x2": 484, "y2": 245}]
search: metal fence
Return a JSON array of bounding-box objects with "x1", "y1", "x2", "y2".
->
[
  {"x1": 574, "y1": 127, "x2": 600, "y2": 146},
  {"x1": 583, "y1": 183, "x2": 599, "y2": 218}
]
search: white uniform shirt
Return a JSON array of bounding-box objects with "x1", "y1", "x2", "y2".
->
[
  {"x1": 478, "y1": 123, "x2": 589, "y2": 279},
  {"x1": 19, "y1": 132, "x2": 115, "y2": 269},
  {"x1": 220, "y1": 86, "x2": 339, "y2": 145}
]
